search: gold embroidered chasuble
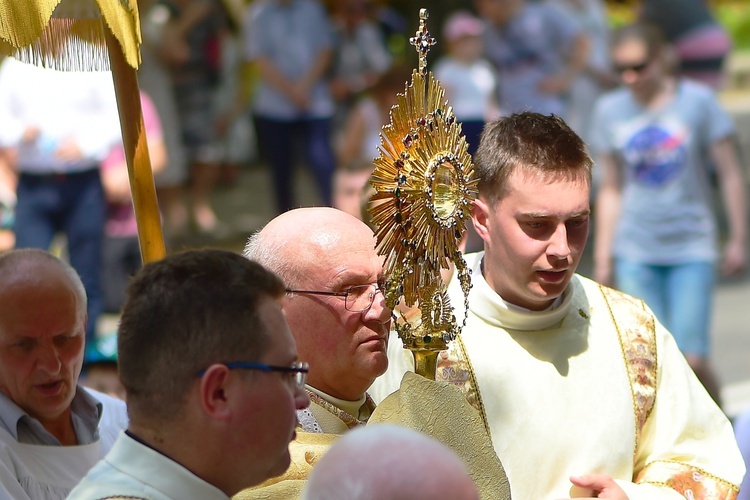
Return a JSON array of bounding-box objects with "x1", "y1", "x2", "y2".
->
[
  {"x1": 371, "y1": 252, "x2": 744, "y2": 499},
  {"x1": 235, "y1": 379, "x2": 511, "y2": 499}
]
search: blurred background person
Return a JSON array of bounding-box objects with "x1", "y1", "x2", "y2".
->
[
  {"x1": 591, "y1": 22, "x2": 747, "y2": 405},
  {"x1": 434, "y1": 10, "x2": 500, "y2": 157},
  {"x1": 545, "y1": 0, "x2": 617, "y2": 145},
  {"x1": 157, "y1": 0, "x2": 235, "y2": 234},
  {"x1": 0, "y1": 56, "x2": 122, "y2": 358},
  {"x1": 99, "y1": 92, "x2": 166, "y2": 317},
  {"x1": 244, "y1": 0, "x2": 337, "y2": 214},
  {"x1": 473, "y1": 0, "x2": 588, "y2": 121},
  {"x1": 333, "y1": 63, "x2": 408, "y2": 220},
  {"x1": 138, "y1": 0, "x2": 190, "y2": 240},
  {"x1": 638, "y1": 0, "x2": 733, "y2": 90},
  {"x1": 328, "y1": 0, "x2": 392, "y2": 132}
]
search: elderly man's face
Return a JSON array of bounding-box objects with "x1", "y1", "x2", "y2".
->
[
  {"x1": 0, "y1": 270, "x2": 85, "y2": 428},
  {"x1": 283, "y1": 224, "x2": 391, "y2": 401}
]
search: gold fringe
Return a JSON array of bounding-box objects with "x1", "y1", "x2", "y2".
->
[{"x1": 0, "y1": 0, "x2": 141, "y2": 70}]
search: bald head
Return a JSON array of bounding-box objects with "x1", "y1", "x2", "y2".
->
[
  {"x1": 244, "y1": 207, "x2": 378, "y2": 288},
  {"x1": 303, "y1": 424, "x2": 479, "y2": 500}
]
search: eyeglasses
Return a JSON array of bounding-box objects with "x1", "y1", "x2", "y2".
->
[
  {"x1": 286, "y1": 283, "x2": 383, "y2": 313},
  {"x1": 197, "y1": 361, "x2": 309, "y2": 390},
  {"x1": 614, "y1": 60, "x2": 651, "y2": 75}
]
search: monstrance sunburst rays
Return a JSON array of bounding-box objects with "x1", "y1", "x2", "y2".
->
[{"x1": 368, "y1": 9, "x2": 478, "y2": 378}]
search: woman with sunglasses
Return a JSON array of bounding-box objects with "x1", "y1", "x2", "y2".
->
[{"x1": 590, "y1": 22, "x2": 747, "y2": 406}]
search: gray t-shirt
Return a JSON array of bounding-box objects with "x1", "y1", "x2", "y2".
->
[{"x1": 589, "y1": 80, "x2": 734, "y2": 264}]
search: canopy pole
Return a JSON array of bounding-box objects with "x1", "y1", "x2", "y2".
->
[{"x1": 104, "y1": 30, "x2": 165, "y2": 263}]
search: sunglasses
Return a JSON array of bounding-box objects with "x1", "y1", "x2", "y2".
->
[{"x1": 614, "y1": 60, "x2": 651, "y2": 75}]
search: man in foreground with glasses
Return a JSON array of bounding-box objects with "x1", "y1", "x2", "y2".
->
[{"x1": 69, "y1": 249, "x2": 310, "y2": 498}]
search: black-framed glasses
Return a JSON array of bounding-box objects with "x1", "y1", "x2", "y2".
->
[
  {"x1": 614, "y1": 59, "x2": 651, "y2": 75},
  {"x1": 197, "y1": 361, "x2": 309, "y2": 390},
  {"x1": 286, "y1": 283, "x2": 383, "y2": 313}
]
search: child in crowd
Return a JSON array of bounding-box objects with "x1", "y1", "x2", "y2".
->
[
  {"x1": 433, "y1": 10, "x2": 500, "y2": 156},
  {"x1": 333, "y1": 63, "x2": 409, "y2": 220},
  {"x1": 100, "y1": 92, "x2": 166, "y2": 315}
]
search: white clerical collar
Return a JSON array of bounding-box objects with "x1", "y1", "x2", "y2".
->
[
  {"x1": 464, "y1": 252, "x2": 575, "y2": 331},
  {"x1": 305, "y1": 386, "x2": 367, "y2": 419}
]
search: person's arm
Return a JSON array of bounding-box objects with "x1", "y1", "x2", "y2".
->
[
  {"x1": 336, "y1": 103, "x2": 367, "y2": 169},
  {"x1": 551, "y1": 31, "x2": 589, "y2": 93},
  {"x1": 710, "y1": 135, "x2": 747, "y2": 276},
  {"x1": 593, "y1": 152, "x2": 621, "y2": 286}
]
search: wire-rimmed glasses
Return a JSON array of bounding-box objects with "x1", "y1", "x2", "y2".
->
[{"x1": 285, "y1": 283, "x2": 383, "y2": 313}]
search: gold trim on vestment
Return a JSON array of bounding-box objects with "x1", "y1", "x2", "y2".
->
[
  {"x1": 434, "y1": 335, "x2": 491, "y2": 439},
  {"x1": 636, "y1": 460, "x2": 740, "y2": 499},
  {"x1": 304, "y1": 391, "x2": 375, "y2": 430},
  {"x1": 599, "y1": 285, "x2": 657, "y2": 463}
]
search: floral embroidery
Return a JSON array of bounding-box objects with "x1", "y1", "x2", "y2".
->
[
  {"x1": 600, "y1": 285, "x2": 657, "y2": 455},
  {"x1": 637, "y1": 460, "x2": 739, "y2": 499}
]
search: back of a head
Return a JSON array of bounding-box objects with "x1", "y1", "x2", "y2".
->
[
  {"x1": 117, "y1": 249, "x2": 285, "y2": 423},
  {"x1": 303, "y1": 424, "x2": 479, "y2": 500},
  {"x1": 475, "y1": 112, "x2": 592, "y2": 203}
]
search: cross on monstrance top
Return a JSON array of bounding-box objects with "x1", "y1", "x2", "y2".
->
[{"x1": 409, "y1": 8, "x2": 436, "y2": 75}]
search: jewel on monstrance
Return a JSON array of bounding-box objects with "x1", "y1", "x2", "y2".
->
[
  {"x1": 424, "y1": 335, "x2": 432, "y2": 343},
  {"x1": 403, "y1": 134, "x2": 414, "y2": 148},
  {"x1": 432, "y1": 162, "x2": 460, "y2": 219},
  {"x1": 417, "y1": 117, "x2": 426, "y2": 126},
  {"x1": 399, "y1": 175, "x2": 407, "y2": 185},
  {"x1": 394, "y1": 159, "x2": 404, "y2": 169},
  {"x1": 394, "y1": 212, "x2": 403, "y2": 223}
]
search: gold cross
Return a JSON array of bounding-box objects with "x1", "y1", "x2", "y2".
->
[{"x1": 409, "y1": 8, "x2": 436, "y2": 75}]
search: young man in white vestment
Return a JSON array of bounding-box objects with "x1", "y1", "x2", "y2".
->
[
  {"x1": 371, "y1": 112, "x2": 745, "y2": 499},
  {"x1": 0, "y1": 249, "x2": 127, "y2": 499},
  {"x1": 68, "y1": 249, "x2": 310, "y2": 498}
]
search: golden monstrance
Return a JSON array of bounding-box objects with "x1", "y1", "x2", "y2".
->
[{"x1": 369, "y1": 9, "x2": 479, "y2": 380}]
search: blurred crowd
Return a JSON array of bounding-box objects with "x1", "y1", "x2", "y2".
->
[
  {"x1": 1, "y1": 0, "x2": 750, "y2": 497},
  {"x1": 0, "y1": 0, "x2": 744, "y2": 368}
]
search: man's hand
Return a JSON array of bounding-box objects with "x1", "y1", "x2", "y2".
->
[{"x1": 564, "y1": 474, "x2": 629, "y2": 499}]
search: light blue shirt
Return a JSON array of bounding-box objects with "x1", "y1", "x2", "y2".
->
[
  {"x1": 243, "y1": 0, "x2": 334, "y2": 120},
  {"x1": 0, "y1": 386, "x2": 102, "y2": 445}
]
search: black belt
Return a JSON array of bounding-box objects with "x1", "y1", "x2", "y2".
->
[{"x1": 20, "y1": 168, "x2": 99, "y2": 183}]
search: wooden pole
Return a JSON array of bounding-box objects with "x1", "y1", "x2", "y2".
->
[{"x1": 104, "y1": 30, "x2": 165, "y2": 263}]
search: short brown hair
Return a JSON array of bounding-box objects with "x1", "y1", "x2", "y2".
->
[
  {"x1": 474, "y1": 112, "x2": 593, "y2": 204},
  {"x1": 117, "y1": 249, "x2": 285, "y2": 423}
]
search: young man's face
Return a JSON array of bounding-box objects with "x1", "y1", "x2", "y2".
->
[{"x1": 474, "y1": 169, "x2": 590, "y2": 310}]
